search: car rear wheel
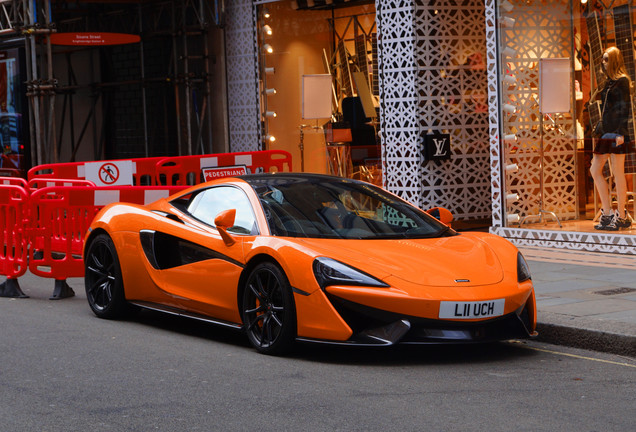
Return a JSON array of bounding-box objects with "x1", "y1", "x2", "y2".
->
[
  {"x1": 242, "y1": 262, "x2": 296, "y2": 355},
  {"x1": 84, "y1": 233, "x2": 129, "y2": 319}
]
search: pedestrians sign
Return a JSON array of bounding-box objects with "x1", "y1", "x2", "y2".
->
[{"x1": 202, "y1": 165, "x2": 247, "y2": 181}]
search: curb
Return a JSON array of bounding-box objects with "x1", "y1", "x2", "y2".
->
[{"x1": 536, "y1": 312, "x2": 636, "y2": 358}]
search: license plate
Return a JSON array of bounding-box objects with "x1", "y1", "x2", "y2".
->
[{"x1": 439, "y1": 299, "x2": 505, "y2": 319}]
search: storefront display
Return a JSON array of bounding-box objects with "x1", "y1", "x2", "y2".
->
[
  {"x1": 489, "y1": 0, "x2": 635, "y2": 253},
  {"x1": 255, "y1": 1, "x2": 380, "y2": 182}
]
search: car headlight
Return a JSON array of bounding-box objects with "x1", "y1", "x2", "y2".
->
[
  {"x1": 313, "y1": 257, "x2": 389, "y2": 289},
  {"x1": 517, "y1": 252, "x2": 532, "y2": 282}
]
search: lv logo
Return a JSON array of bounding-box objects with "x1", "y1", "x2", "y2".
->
[
  {"x1": 432, "y1": 138, "x2": 448, "y2": 157},
  {"x1": 424, "y1": 133, "x2": 451, "y2": 161}
]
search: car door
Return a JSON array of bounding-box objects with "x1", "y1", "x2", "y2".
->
[{"x1": 140, "y1": 185, "x2": 258, "y2": 323}]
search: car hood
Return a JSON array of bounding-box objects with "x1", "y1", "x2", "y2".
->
[{"x1": 297, "y1": 234, "x2": 504, "y2": 287}]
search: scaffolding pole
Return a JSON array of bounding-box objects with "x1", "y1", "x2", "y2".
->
[{"x1": 10, "y1": 0, "x2": 217, "y2": 165}]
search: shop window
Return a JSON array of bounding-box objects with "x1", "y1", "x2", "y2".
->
[
  {"x1": 499, "y1": 0, "x2": 635, "y2": 234},
  {"x1": 256, "y1": 1, "x2": 380, "y2": 184}
]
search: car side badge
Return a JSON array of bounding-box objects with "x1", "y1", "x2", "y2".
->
[{"x1": 455, "y1": 279, "x2": 470, "y2": 283}]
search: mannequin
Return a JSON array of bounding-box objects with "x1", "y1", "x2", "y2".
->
[{"x1": 590, "y1": 46, "x2": 633, "y2": 230}]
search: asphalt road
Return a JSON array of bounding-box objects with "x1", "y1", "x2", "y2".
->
[{"x1": 1, "y1": 277, "x2": 635, "y2": 432}]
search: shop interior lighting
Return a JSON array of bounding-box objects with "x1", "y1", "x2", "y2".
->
[
  {"x1": 502, "y1": 103, "x2": 517, "y2": 114},
  {"x1": 265, "y1": 111, "x2": 277, "y2": 118},
  {"x1": 506, "y1": 193, "x2": 520, "y2": 203},
  {"x1": 580, "y1": 0, "x2": 588, "y2": 4},
  {"x1": 501, "y1": 16, "x2": 516, "y2": 28},
  {"x1": 504, "y1": 133, "x2": 517, "y2": 144},
  {"x1": 263, "y1": 25, "x2": 273, "y2": 36},
  {"x1": 265, "y1": 67, "x2": 275, "y2": 75},
  {"x1": 505, "y1": 163, "x2": 519, "y2": 173},
  {"x1": 265, "y1": 134, "x2": 276, "y2": 143},
  {"x1": 264, "y1": 44, "x2": 274, "y2": 54},
  {"x1": 265, "y1": 88, "x2": 277, "y2": 96},
  {"x1": 500, "y1": 0, "x2": 514, "y2": 12},
  {"x1": 507, "y1": 214, "x2": 521, "y2": 224},
  {"x1": 502, "y1": 47, "x2": 516, "y2": 58},
  {"x1": 263, "y1": 8, "x2": 270, "y2": 19}
]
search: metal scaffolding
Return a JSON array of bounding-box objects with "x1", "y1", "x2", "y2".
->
[{"x1": 1, "y1": 0, "x2": 223, "y2": 167}]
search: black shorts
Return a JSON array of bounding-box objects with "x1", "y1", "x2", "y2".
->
[{"x1": 593, "y1": 136, "x2": 633, "y2": 155}]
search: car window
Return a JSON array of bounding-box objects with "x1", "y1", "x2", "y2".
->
[
  {"x1": 249, "y1": 176, "x2": 454, "y2": 239},
  {"x1": 181, "y1": 186, "x2": 258, "y2": 235}
]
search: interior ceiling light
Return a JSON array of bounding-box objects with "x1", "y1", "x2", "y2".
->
[
  {"x1": 265, "y1": 88, "x2": 277, "y2": 95},
  {"x1": 264, "y1": 44, "x2": 273, "y2": 54},
  {"x1": 265, "y1": 111, "x2": 277, "y2": 118},
  {"x1": 263, "y1": 25, "x2": 273, "y2": 36},
  {"x1": 502, "y1": 103, "x2": 516, "y2": 114},
  {"x1": 262, "y1": 8, "x2": 270, "y2": 19}
]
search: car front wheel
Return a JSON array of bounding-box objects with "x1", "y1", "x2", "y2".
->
[
  {"x1": 84, "y1": 233, "x2": 129, "y2": 319},
  {"x1": 242, "y1": 261, "x2": 296, "y2": 355}
]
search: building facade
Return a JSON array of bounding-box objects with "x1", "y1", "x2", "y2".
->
[{"x1": 1, "y1": 0, "x2": 635, "y2": 254}]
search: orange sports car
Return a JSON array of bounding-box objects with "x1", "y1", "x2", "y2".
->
[{"x1": 84, "y1": 173, "x2": 537, "y2": 355}]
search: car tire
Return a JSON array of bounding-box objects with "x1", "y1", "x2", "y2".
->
[
  {"x1": 242, "y1": 261, "x2": 296, "y2": 355},
  {"x1": 84, "y1": 233, "x2": 130, "y2": 319}
]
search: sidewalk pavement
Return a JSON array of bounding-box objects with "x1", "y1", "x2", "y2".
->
[{"x1": 521, "y1": 246, "x2": 636, "y2": 357}]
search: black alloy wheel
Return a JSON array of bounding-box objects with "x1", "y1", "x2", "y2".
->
[
  {"x1": 242, "y1": 261, "x2": 296, "y2": 355},
  {"x1": 84, "y1": 233, "x2": 129, "y2": 319}
]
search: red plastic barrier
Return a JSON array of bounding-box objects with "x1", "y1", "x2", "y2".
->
[
  {"x1": 28, "y1": 156, "x2": 167, "y2": 185},
  {"x1": 1, "y1": 176, "x2": 28, "y2": 188},
  {"x1": 28, "y1": 185, "x2": 187, "y2": 279},
  {"x1": 0, "y1": 185, "x2": 29, "y2": 280},
  {"x1": 27, "y1": 178, "x2": 95, "y2": 191},
  {"x1": 155, "y1": 150, "x2": 293, "y2": 185},
  {"x1": 28, "y1": 151, "x2": 293, "y2": 187}
]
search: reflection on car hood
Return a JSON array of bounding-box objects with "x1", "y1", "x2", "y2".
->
[{"x1": 298, "y1": 234, "x2": 504, "y2": 287}]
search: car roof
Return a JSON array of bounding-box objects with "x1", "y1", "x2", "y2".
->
[{"x1": 238, "y1": 172, "x2": 363, "y2": 186}]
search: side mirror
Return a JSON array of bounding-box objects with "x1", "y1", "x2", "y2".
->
[
  {"x1": 426, "y1": 206, "x2": 454, "y2": 226},
  {"x1": 214, "y1": 209, "x2": 236, "y2": 246}
]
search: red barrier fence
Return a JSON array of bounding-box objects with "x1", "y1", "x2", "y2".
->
[
  {"x1": 27, "y1": 156, "x2": 166, "y2": 185},
  {"x1": 28, "y1": 150, "x2": 292, "y2": 186},
  {"x1": 28, "y1": 185, "x2": 187, "y2": 280},
  {"x1": 1, "y1": 177, "x2": 28, "y2": 188},
  {"x1": 0, "y1": 184, "x2": 29, "y2": 297},
  {"x1": 155, "y1": 150, "x2": 293, "y2": 185},
  {"x1": 27, "y1": 178, "x2": 95, "y2": 190},
  {"x1": 2, "y1": 150, "x2": 292, "y2": 298}
]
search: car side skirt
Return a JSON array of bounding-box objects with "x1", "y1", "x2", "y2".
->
[{"x1": 131, "y1": 301, "x2": 243, "y2": 330}]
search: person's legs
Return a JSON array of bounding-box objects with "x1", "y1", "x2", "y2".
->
[
  {"x1": 610, "y1": 153, "x2": 627, "y2": 216},
  {"x1": 610, "y1": 153, "x2": 632, "y2": 229},
  {"x1": 590, "y1": 153, "x2": 611, "y2": 213}
]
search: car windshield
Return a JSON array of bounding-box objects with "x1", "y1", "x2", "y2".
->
[{"x1": 245, "y1": 174, "x2": 456, "y2": 239}]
